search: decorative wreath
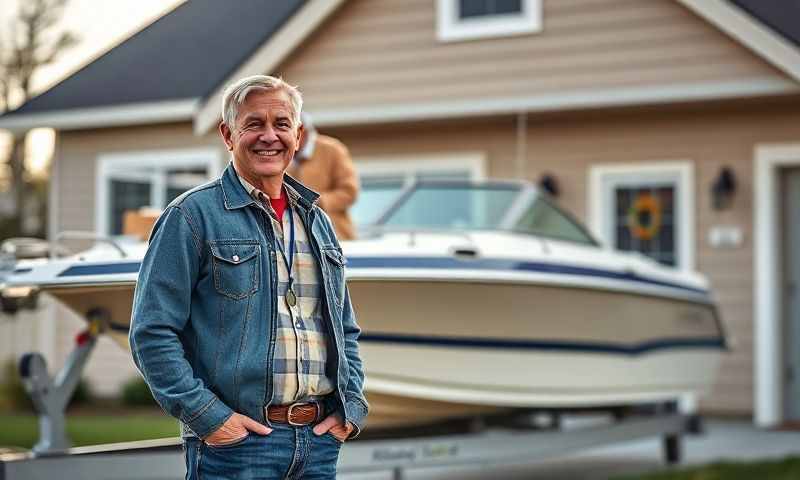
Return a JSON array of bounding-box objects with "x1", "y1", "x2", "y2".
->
[{"x1": 627, "y1": 193, "x2": 662, "y2": 240}]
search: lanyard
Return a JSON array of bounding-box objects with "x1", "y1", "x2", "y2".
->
[{"x1": 274, "y1": 204, "x2": 297, "y2": 306}]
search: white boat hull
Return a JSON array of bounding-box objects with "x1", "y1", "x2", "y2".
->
[
  {"x1": 348, "y1": 276, "x2": 723, "y2": 408},
  {"x1": 38, "y1": 270, "x2": 724, "y2": 428}
]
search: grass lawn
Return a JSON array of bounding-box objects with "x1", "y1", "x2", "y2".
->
[
  {"x1": 613, "y1": 457, "x2": 800, "y2": 480},
  {"x1": 0, "y1": 410, "x2": 179, "y2": 449}
]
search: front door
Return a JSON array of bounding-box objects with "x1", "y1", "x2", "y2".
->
[{"x1": 785, "y1": 168, "x2": 800, "y2": 421}]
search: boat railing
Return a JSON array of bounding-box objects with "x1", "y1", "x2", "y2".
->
[{"x1": 0, "y1": 231, "x2": 130, "y2": 263}]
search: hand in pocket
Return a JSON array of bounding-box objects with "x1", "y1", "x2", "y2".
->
[{"x1": 204, "y1": 412, "x2": 271, "y2": 446}]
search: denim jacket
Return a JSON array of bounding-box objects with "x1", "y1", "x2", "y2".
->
[{"x1": 129, "y1": 163, "x2": 368, "y2": 438}]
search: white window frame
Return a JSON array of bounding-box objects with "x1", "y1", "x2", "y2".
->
[
  {"x1": 95, "y1": 148, "x2": 221, "y2": 236},
  {"x1": 588, "y1": 161, "x2": 695, "y2": 272},
  {"x1": 437, "y1": 0, "x2": 542, "y2": 42}
]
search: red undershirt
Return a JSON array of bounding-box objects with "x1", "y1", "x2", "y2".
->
[{"x1": 268, "y1": 188, "x2": 288, "y2": 221}]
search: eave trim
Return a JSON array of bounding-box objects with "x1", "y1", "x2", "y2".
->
[
  {"x1": 0, "y1": 99, "x2": 197, "y2": 133},
  {"x1": 677, "y1": 0, "x2": 800, "y2": 83}
]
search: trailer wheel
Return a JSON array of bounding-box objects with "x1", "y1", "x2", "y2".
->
[
  {"x1": 19, "y1": 352, "x2": 38, "y2": 378},
  {"x1": 1, "y1": 295, "x2": 20, "y2": 314},
  {"x1": 663, "y1": 434, "x2": 682, "y2": 464}
]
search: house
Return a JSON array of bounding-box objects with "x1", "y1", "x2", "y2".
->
[{"x1": 1, "y1": 0, "x2": 799, "y2": 427}]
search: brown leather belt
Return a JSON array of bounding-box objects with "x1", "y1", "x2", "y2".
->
[{"x1": 266, "y1": 402, "x2": 322, "y2": 426}]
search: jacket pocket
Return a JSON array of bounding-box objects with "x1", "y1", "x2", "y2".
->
[
  {"x1": 210, "y1": 240, "x2": 260, "y2": 299},
  {"x1": 322, "y1": 247, "x2": 346, "y2": 309}
]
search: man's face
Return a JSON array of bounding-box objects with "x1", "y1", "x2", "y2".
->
[{"x1": 220, "y1": 89, "x2": 303, "y2": 186}]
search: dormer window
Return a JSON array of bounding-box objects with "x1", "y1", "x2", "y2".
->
[
  {"x1": 437, "y1": 0, "x2": 542, "y2": 42},
  {"x1": 460, "y1": 0, "x2": 523, "y2": 18}
]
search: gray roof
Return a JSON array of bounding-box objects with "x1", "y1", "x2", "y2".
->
[
  {"x1": 4, "y1": 0, "x2": 306, "y2": 117},
  {"x1": 729, "y1": 0, "x2": 800, "y2": 47}
]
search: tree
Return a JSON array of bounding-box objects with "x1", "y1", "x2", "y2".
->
[{"x1": 0, "y1": 0, "x2": 78, "y2": 238}]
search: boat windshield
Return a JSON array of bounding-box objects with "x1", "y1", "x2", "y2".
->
[
  {"x1": 380, "y1": 184, "x2": 521, "y2": 230},
  {"x1": 373, "y1": 183, "x2": 598, "y2": 246},
  {"x1": 510, "y1": 196, "x2": 597, "y2": 246}
]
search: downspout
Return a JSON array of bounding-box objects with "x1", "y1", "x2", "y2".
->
[
  {"x1": 48, "y1": 132, "x2": 60, "y2": 244},
  {"x1": 515, "y1": 112, "x2": 528, "y2": 179}
]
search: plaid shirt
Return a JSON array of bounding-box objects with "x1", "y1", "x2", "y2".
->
[{"x1": 238, "y1": 173, "x2": 334, "y2": 406}]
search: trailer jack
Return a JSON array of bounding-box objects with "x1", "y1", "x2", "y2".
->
[{"x1": 19, "y1": 309, "x2": 108, "y2": 454}]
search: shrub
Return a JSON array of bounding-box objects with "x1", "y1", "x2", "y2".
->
[
  {"x1": 1, "y1": 358, "x2": 94, "y2": 411},
  {"x1": 68, "y1": 378, "x2": 93, "y2": 408},
  {"x1": 121, "y1": 376, "x2": 157, "y2": 407}
]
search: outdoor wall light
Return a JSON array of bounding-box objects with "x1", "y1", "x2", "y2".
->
[
  {"x1": 711, "y1": 166, "x2": 736, "y2": 210},
  {"x1": 538, "y1": 173, "x2": 560, "y2": 197}
]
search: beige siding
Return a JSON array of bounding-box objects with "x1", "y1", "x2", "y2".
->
[
  {"x1": 279, "y1": 0, "x2": 786, "y2": 112},
  {"x1": 0, "y1": 303, "x2": 53, "y2": 378},
  {"x1": 325, "y1": 97, "x2": 800, "y2": 414}
]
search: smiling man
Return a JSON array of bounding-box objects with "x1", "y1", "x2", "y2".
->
[{"x1": 130, "y1": 75, "x2": 368, "y2": 480}]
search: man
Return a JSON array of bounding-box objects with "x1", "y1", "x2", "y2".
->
[
  {"x1": 288, "y1": 113, "x2": 359, "y2": 240},
  {"x1": 130, "y1": 75, "x2": 368, "y2": 480}
]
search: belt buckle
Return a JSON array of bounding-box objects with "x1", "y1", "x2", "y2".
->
[{"x1": 287, "y1": 402, "x2": 317, "y2": 426}]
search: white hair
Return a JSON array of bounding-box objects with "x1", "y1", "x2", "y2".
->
[{"x1": 220, "y1": 75, "x2": 303, "y2": 129}]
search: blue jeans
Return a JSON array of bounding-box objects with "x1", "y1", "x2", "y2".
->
[{"x1": 184, "y1": 424, "x2": 342, "y2": 480}]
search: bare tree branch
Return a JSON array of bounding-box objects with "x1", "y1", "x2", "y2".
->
[
  {"x1": 3, "y1": 0, "x2": 77, "y2": 105},
  {"x1": 1, "y1": 0, "x2": 78, "y2": 237}
]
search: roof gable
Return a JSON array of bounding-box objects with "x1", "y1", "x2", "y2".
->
[
  {"x1": 5, "y1": 0, "x2": 306, "y2": 116},
  {"x1": 237, "y1": 0, "x2": 795, "y2": 129},
  {"x1": 2, "y1": 0, "x2": 800, "y2": 132},
  {"x1": 678, "y1": 0, "x2": 800, "y2": 82},
  {"x1": 730, "y1": 0, "x2": 800, "y2": 47}
]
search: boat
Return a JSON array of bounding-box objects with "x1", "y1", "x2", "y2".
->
[{"x1": 0, "y1": 180, "x2": 728, "y2": 430}]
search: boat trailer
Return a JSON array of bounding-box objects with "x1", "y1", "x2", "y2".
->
[{"x1": 1, "y1": 316, "x2": 701, "y2": 479}]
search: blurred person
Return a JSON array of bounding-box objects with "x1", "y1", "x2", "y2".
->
[
  {"x1": 288, "y1": 112, "x2": 359, "y2": 240},
  {"x1": 130, "y1": 75, "x2": 368, "y2": 480}
]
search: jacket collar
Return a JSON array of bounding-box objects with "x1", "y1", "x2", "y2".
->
[{"x1": 220, "y1": 162, "x2": 319, "y2": 211}]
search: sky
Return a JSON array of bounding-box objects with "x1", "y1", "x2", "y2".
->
[
  {"x1": 1, "y1": 0, "x2": 184, "y2": 94},
  {"x1": 0, "y1": 0, "x2": 185, "y2": 176}
]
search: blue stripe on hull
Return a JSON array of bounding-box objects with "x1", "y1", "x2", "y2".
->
[
  {"x1": 54, "y1": 256, "x2": 707, "y2": 296},
  {"x1": 360, "y1": 333, "x2": 726, "y2": 356},
  {"x1": 58, "y1": 262, "x2": 142, "y2": 277},
  {"x1": 99, "y1": 323, "x2": 725, "y2": 355}
]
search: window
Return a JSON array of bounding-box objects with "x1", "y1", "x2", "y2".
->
[
  {"x1": 353, "y1": 153, "x2": 486, "y2": 228},
  {"x1": 614, "y1": 185, "x2": 676, "y2": 266},
  {"x1": 589, "y1": 162, "x2": 695, "y2": 271},
  {"x1": 109, "y1": 180, "x2": 151, "y2": 235},
  {"x1": 459, "y1": 0, "x2": 523, "y2": 18},
  {"x1": 437, "y1": 0, "x2": 542, "y2": 42},
  {"x1": 96, "y1": 148, "x2": 221, "y2": 235}
]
